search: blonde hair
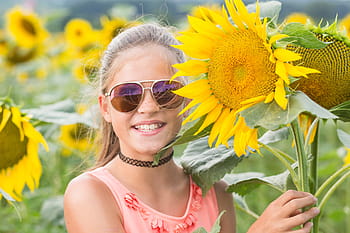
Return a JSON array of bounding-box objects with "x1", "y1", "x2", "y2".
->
[{"x1": 94, "y1": 23, "x2": 185, "y2": 168}]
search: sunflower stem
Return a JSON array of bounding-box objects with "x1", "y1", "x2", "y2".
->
[
  {"x1": 309, "y1": 122, "x2": 319, "y2": 233},
  {"x1": 290, "y1": 120, "x2": 309, "y2": 192},
  {"x1": 261, "y1": 143, "x2": 300, "y2": 191}
]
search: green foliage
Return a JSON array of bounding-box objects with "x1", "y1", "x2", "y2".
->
[
  {"x1": 280, "y1": 22, "x2": 329, "y2": 49},
  {"x1": 193, "y1": 211, "x2": 225, "y2": 233},
  {"x1": 331, "y1": 100, "x2": 350, "y2": 122},
  {"x1": 241, "y1": 91, "x2": 337, "y2": 130}
]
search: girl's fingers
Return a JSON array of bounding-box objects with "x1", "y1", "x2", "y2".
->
[
  {"x1": 288, "y1": 207, "x2": 320, "y2": 227},
  {"x1": 274, "y1": 190, "x2": 314, "y2": 207},
  {"x1": 292, "y1": 221, "x2": 314, "y2": 233},
  {"x1": 283, "y1": 195, "x2": 317, "y2": 213}
]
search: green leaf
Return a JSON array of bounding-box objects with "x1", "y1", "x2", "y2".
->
[
  {"x1": 337, "y1": 129, "x2": 350, "y2": 148},
  {"x1": 233, "y1": 194, "x2": 259, "y2": 219},
  {"x1": 225, "y1": 169, "x2": 290, "y2": 196},
  {"x1": 192, "y1": 227, "x2": 208, "y2": 233},
  {"x1": 0, "y1": 189, "x2": 15, "y2": 202},
  {"x1": 210, "y1": 211, "x2": 226, "y2": 233},
  {"x1": 330, "y1": 100, "x2": 350, "y2": 122},
  {"x1": 280, "y1": 23, "x2": 328, "y2": 49},
  {"x1": 181, "y1": 136, "x2": 243, "y2": 195},
  {"x1": 23, "y1": 100, "x2": 96, "y2": 128},
  {"x1": 154, "y1": 116, "x2": 212, "y2": 163},
  {"x1": 258, "y1": 127, "x2": 290, "y2": 145},
  {"x1": 241, "y1": 91, "x2": 338, "y2": 130}
]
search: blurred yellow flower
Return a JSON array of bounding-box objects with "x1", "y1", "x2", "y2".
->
[
  {"x1": 64, "y1": 18, "x2": 96, "y2": 48},
  {"x1": 5, "y1": 6, "x2": 48, "y2": 49},
  {"x1": 99, "y1": 16, "x2": 138, "y2": 47},
  {"x1": 340, "y1": 14, "x2": 350, "y2": 38},
  {"x1": 0, "y1": 104, "x2": 48, "y2": 201},
  {"x1": 285, "y1": 12, "x2": 313, "y2": 24},
  {"x1": 344, "y1": 148, "x2": 350, "y2": 166}
]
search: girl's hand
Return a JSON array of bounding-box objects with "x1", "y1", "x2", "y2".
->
[{"x1": 247, "y1": 190, "x2": 320, "y2": 233}]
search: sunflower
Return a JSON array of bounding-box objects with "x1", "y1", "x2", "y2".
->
[
  {"x1": 99, "y1": 16, "x2": 139, "y2": 48},
  {"x1": 73, "y1": 47, "x2": 101, "y2": 83},
  {"x1": 171, "y1": 0, "x2": 319, "y2": 156},
  {"x1": 186, "y1": 4, "x2": 223, "y2": 32},
  {"x1": 288, "y1": 24, "x2": 350, "y2": 109},
  {"x1": 59, "y1": 105, "x2": 94, "y2": 156},
  {"x1": 285, "y1": 13, "x2": 313, "y2": 25},
  {"x1": 64, "y1": 18, "x2": 96, "y2": 48},
  {"x1": 0, "y1": 102, "x2": 48, "y2": 201},
  {"x1": 340, "y1": 14, "x2": 350, "y2": 38},
  {"x1": 5, "y1": 7, "x2": 48, "y2": 49}
]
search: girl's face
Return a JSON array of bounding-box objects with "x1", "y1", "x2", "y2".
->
[{"x1": 99, "y1": 45, "x2": 184, "y2": 159}]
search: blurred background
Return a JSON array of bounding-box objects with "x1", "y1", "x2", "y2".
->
[{"x1": 0, "y1": 0, "x2": 349, "y2": 233}]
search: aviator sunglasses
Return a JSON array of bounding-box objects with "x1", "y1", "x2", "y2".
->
[{"x1": 104, "y1": 79, "x2": 185, "y2": 112}]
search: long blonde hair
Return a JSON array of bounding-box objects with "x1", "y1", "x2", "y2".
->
[{"x1": 93, "y1": 23, "x2": 185, "y2": 168}]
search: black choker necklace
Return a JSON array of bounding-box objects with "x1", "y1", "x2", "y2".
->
[{"x1": 118, "y1": 151, "x2": 174, "y2": 168}]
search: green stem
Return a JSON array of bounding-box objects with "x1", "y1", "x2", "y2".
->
[
  {"x1": 309, "y1": 120, "x2": 319, "y2": 233},
  {"x1": 309, "y1": 124, "x2": 319, "y2": 194},
  {"x1": 235, "y1": 201, "x2": 260, "y2": 220},
  {"x1": 315, "y1": 164, "x2": 350, "y2": 197},
  {"x1": 290, "y1": 120, "x2": 309, "y2": 192},
  {"x1": 261, "y1": 143, "x2": 300, "y2": 191},
  {"x1": 318, "y1": 170, "x2": 350, "y2": 211}
]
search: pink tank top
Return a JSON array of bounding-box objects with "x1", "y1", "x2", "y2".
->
[{"x1": 87, "y1": 167, "x2": 219, "y2": 233}]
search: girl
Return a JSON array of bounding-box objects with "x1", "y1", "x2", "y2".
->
[{"x1": 64, "y1": 23, "x2": 319, "y2": 233}]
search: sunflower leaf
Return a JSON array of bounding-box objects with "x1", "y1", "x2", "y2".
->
[
  {"x1": 233, "y1": 194, "x2": 259, "y2": 219},
  {"x1": 280, "y1": 23, "x2": 329, "y2": 49},
  {"x1": 337, "y1": 129, "x2": 350, "y2": 148},
  {"x1": 330, "y1": 100, "x2": 350, "y2": 122},
  {"x1": 23, "y1": 100, "x2": 96, "y2": 128},
  {"x1": 241, "y1": 91, "x2": 338, "y2": 130},
  {"x1": 181, "y1": 136, "x2": 243, "y2": 195},
  {"x1": 224, "y1": 169, "x2": 290, "y2": 196}
]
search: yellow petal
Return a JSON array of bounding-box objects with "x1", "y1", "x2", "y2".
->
[
  {"x1": 240, "y1": 95, "x2": 266, "y2": 105},
  {"x1": 274, "y1": 48, "x2": 302, "y2": 62},
  {"x1": 275, "y1": 61, "x2": 290, "y2": 84},
  {"x1": 195, "y1": 104, "x2": 223, "y2": 135},
  {"x1": 173, "y1": 79, "x2": 212, "y2": 99},
  {"x1": 0, "y1": 108, "x2": 11, "y2": 132},
  {"x1": 264, "y1": 92, "x2": 274, "y2": 103},
  {"x1": 284, "y1": 63, "x2": 321, "y2": 78},
  {"x1": 172, "y1": 44, "x2": 212, "y2": 60},
  {"x1": 208, "y1": 108, "x2": 230, "y2": 146},
  {"x1": 190, "y1": 95, "x2": 219, "y2": 122},
  {"x1": 225, "y1": 0, "x2": 245, "y2": 30},
  {"x1": 22, "y1": 120, "x2": 49, "y2": 151},
  {"x1": 274, "y1": 78, "x2": 288, "y2": 110},
  {"x1": 269, "y1": 34, "x2": 289, "y2": 45},
  {"x1": 11, "y1": 107, "x2": 24, "y2": 141},
  {"x1": 187, "y1": 15, "x2": 226, "y2": 39},
  {"x1": 215, "y1": 110, "x2": 236, "y2": 147},
  {"x1": 172, "y1": 60, "x2": 208, "y2": 76}
]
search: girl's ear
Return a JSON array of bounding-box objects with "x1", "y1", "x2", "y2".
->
[{"x1": 98, "y1": 94, "x2": 112, "y2": 122}]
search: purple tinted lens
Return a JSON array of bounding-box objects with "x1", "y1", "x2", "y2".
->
[
  {"x1": 152, "y1": 81, "x2": 184, "y2": 108},
  {"x1": 110, "y1": 83, "x2": 142, "y2": 112}
]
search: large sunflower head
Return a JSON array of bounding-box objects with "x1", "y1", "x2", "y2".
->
[
  {"x1": 5, "y1": 6, "x2": 48, "y2": 49},
  {"x1": 171, "y1": 0, "x2": 319, "y2": 156},
  {"x1": 0, "y1": 100, "x2": 48, "y2": 201},
  {"x1": 64, "y1": 18, "x2": 96, "y2": 48},
  {"x1": 288, "y1": 23, "x2": 350, "y2": 109}
]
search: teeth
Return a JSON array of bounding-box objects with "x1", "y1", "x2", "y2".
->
[{"x1": 134, "y1": 123, "x2": 163, "y2": 131}]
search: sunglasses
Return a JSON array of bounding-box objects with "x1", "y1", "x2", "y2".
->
[{"x1": 104, "y1": 79, "x2": 185, "y2": 112}]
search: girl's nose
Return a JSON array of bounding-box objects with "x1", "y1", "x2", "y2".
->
[{"x1": 137, "y1": 89, "x2": 160, "y2": 113}]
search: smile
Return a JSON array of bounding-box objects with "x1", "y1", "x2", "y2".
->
[{"x1": 133, "y1": 123, "x2": 164, "y2": 132}]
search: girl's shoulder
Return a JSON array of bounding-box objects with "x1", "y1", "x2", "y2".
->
[{"x1": 64, "y1": 171, "x2": 124, "y2": 232}]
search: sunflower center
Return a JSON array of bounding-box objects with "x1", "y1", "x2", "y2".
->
[
  {"x1": 208, "y1": 29, "x2": 278, "y2": 110},
  {"x1": 0, "y1": 113, "x2": 27, "y2": 170},
  {"x1": 289, "y1": 34, "x2": 350, "y2": 109},
  {"x1": 75, "y1": 29, "x2": 82, "y2": 37},
  {"x1": 21, "y1": 18, "x2": 36, "y2": 36},
  {"x1": 69, "y1": 123, "x2": 90, "y2": 140}
]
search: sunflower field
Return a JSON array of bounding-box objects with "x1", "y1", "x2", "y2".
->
[{"x1": 0, "y1": 0, "x2": 350, "y2": 233}]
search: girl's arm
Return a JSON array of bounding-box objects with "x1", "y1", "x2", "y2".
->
[{"x1": 64, "y1": 175, "x2": 125, "y2": 233}]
